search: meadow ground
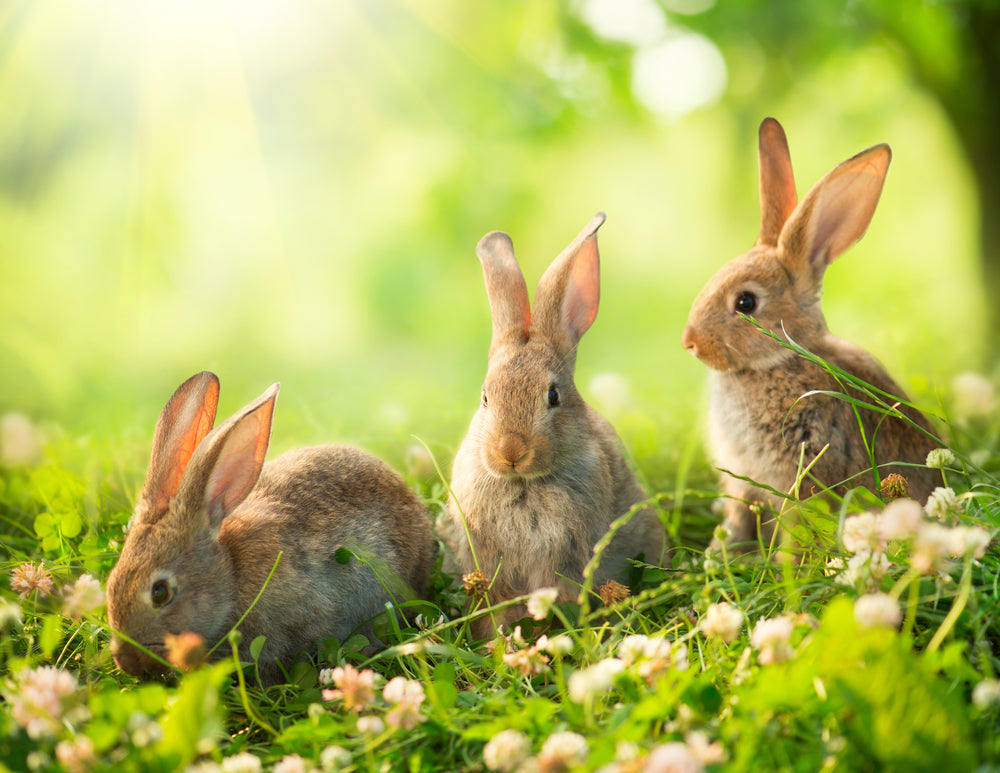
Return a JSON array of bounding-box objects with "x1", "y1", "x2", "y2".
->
[
  {"x1": 2, "y1": 3, "x2": 998, "y2": 771},
  {"x1": 1, "y1": 356, "x2": 999, "y2": 773}
]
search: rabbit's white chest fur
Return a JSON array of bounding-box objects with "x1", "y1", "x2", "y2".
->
[
  {"x1": 707, "y1": 356, "x2": 863, "y2": 494},
  {"x1": 488, "y1": 479, "x2": 585, "y2": 589},
  {"x1": 707, "y1": 366, "x2": 842, "y2": 494},
  {"x1": 448, "y1": 438, "x2": 611, "y2": 599},
  {"x1": 708, "y1": 373, "x2": 779, "y2": 484}
]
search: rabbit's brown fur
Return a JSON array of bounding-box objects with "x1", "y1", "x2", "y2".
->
[
  {"x1": 682, "y1": 119, "x2": 940, "y2": 553},
  {"x1": 441, "y1": 214, "x2": 665, "y2": 636},
  {"x1": 107, "y1": 373, "x2": 435, "y2": 685}
]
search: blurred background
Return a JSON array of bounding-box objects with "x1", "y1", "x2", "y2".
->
[{"x1": 0, "y1": 0, "x2": 994, "y2": 485}]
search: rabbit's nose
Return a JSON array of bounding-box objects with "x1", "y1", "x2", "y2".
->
[
  {"x1": 494, "y1": 435, "x2": 529, "y2": 468},
  {"x1": 681, "y1": 326, "x2": 699, "y2": 357},
  {"x1": 111, "y1": 641, "x2": 148, "y2": 676}
]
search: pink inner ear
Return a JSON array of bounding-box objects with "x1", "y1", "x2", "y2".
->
[
  {"x1": 561, "y1": 235, "x2": 600, "y2": 341},
  {"x1": 204, "y1": 398, "x2": 273, "y2": 521},
  {"x1": 806, "y1": 146, "x2": 890, "y2": 266},
  {"x1": 147, "y1": 375, "x2": 219, "y2": 518},
  {"x1": 516, "y1": 286, "x2": 532, "y2": 340},
  {"x1": 756, "y1": 118, "x2": 798, "y2": 247}
]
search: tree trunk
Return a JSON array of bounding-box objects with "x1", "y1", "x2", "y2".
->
[{"x1": 888, "y1": 2, "x2": 1000, "y2": 365}]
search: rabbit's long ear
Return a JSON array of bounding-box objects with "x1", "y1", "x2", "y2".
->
[
  {"x1": 531, "y1": 212, "x2": 604, "y2": 354},
  {"x1": 756, "y1": 118, "x2": 798, "y2": 247},
  {"x1": 477, "y1": 230, "x2": 532, "y2": 352},
  {"x1": 176, "y1": 383, "x2": 279, "y2": 534},
  {"x1": 137, "y1": 372, "x2": 220, "y2": 526},
  {"x1": 778, "y1": 143, "x2": 890, "y2": 289}
]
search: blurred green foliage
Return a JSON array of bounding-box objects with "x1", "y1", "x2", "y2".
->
[{"x1": 0, "y1": 0, "x2": 989, "y2": 472}]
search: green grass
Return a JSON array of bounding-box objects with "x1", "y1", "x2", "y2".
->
[{"x1": 1, "y1": 359, "x2": 999, "y2": 773}]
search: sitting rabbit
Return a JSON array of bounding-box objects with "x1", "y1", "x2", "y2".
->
[
  {"x1": 682, "y1": 118, "x2": 940, "y2": 553},
  {"x1": 441, "y1": 214, "x2": 665, "y2": 636}
]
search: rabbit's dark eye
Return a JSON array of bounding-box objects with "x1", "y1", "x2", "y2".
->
[
  {"x1": 150, "y1": 579, "x2": 173, "y2": 608},
  {"x1": 481, "y1": 389, "x2": 488, "y2": 408},
  {"x1": 735, "y1": 291, "x2": 758, "y2": 315},
  {"x1": 548, "y1": 385, "x2": 560, "y2": 408}
]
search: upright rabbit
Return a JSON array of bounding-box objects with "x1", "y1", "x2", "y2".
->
[
  {"x1": 682, "y1": 118, "x2": 940, "y2": 553},
  {"x1": 107, "y1": 372, "x2": 435, "y2": 684},
  {"x1": 441, "y1": 214, "x2": 665, "y2": 635}
]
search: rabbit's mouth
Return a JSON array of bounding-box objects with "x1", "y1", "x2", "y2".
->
[
  {"x1": 487, "y1": 461, "x2": 539, "y2": 480},
  {"x1": 111, "y1": 639, "x2": 170, "y2": 677},
  {"x1": 484, "y1": 436, "x2": 552, "y2": 479}
]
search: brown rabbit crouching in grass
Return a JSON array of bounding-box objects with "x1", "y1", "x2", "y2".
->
[
  {"x1": 106, "y1": 372, "x2": 435, "y2": 685},
  {"x1": 682, "y1": 118, "x2": 941, "y2": 555},
  {"x1": 441, "y1": 214, "x2": 665, "y2": 637}
]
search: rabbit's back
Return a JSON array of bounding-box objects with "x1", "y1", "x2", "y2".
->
[
  {"x1": 219, "y1": 445, "x2": 434, "y2": 676},
  {"x1": 256, "y1": 447, "x2": 431, "y2": 571}
]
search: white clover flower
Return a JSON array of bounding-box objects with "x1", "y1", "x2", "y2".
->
[
  {"x1": 414, "y1": 613, "x2": 446, "y2": 630},
  {"x1": 568, "y1": 658, "x2": 626, "y2": 703},
  {"x1": 622, "y1": 635, "x2": 650, "y2": 661},
  {"x1": 842, "y1": 512, "x2": 880, "y2": 554},
  {"x1": 854, "y1": 593, "x2": 902, "y2": 629},
  {"x1": 221, "y1": 752, "x2": 263, "y2": 773},
  {"x1": 952, "y1": 372, "x2": 996, "y2": 419},
  {"x1": 971, "y1": 449, "x2": 991, "y2": 467},
  {"x1": 383, "y1": 677, "x2": 426, "y2": 730},
  {"x1": 5, "y1": 666, "x2": 85, "y2": 739},
  {"x1": 272, "y1": 755, "x2": 308, "y2": 773},
  {"x1": 588, "y1": 372, "x2": 632, "y2": 415},
  {"x1": 482, "y1": 729, "x2": 532, "y2": 772},
  {"x1": 824, "y1": 556, "x2": 846, "y2": 577},
  {"x1": 911, "y1": 523, "x2": 955, "y2": 574},
  {"x1": 320, "y1": 745, "x2": 351, "y2": 772},
  {"x1": 833, "y1": 550, "x2": 892, "y2": 589},
  {"x1": 508, "y1": 625, "x2": 528, "y2": 649},
  {"x1": 55, "y1": 735, "x2": 95, "y2": 773},
  {"x1": 502, "y1": 645, "x2": 550, "y2": 677},
  {"x1": 356, "y1": 715, "x2": 385, "y2": 736},
  {"x1": 538, "y1": 731, "x2": 588, "y2": 769},
  {"x1": 614, "y1": 740, "x2": 641, "y2": 762},
  {"x1": 618, "y1": 634, "x2": 661, "y2": 665},
  {"x1": 526, "y1": 587, "x2": 559, "y2": 621},
  {"x1": 537, "y1": 634, "x2": 574, "y2": 656},
  {"x1": 972, "y1": 678, "x2": 1000, "y2": 709},
  {"x1": 643, "y1": 741, "x2": 705, "y2": 773},
  {"x1": 750, "y1": 616, "x2": 795, "y2": 665},
  {"x1": 62, "y1": 574, "x2": 106, "y2": 619},
  {"x1": 925, "y1": 487, "x2": 963, "y2": 522},
  {"x1": 876, "y1": 498, "x2": 926, "y2": 541},
  {"x1": 926, "y1": 448, "x2": 957, "y2": 469},
  {"x1": 684, "y1": 731, "x2": 725, "y2": 765},
  {"x1": 670, "y1": 643, "x2": 690, "y2": 673},
  {"x1": 10, "y1": 562, "x2": 54, "y2": 598},
  {"x1": 0, "y1": 412, "x2": 42, "y2": 466},
  {"x1": 129, "y1": 713, "x2": 163, "y2": 747},
  {"x1": 322, "y1": 664, "x2": 377, "y2": 714},
  {"x1": 701, "y1": 602, "x2": 744, "y2": 644},
  {"x1": 185, "y1": 764, "x2": 223, "y2": 773},
  {"x1": 382, "y1": 676, "x2": 425, "y2": 706},
  {"x1": 947, "y1": 525, "x2": 991, "y2": 560}
]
